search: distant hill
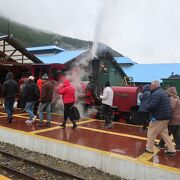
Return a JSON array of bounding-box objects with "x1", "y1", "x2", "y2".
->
[
  {"x1": 0, "y1": 16, "x2": 92, "y2": 49},
  {"x1": 0, "y1": 16, "x2": 123, "y2": 57}
]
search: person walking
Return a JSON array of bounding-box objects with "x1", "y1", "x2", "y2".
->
[
  {"x1": 138, "y1": 84, "x2": 151, "y2": 131},
  {"x1": 1, "y1": 72, "x2": 18, "y2": 123},
  {"x1": 36, "y1": 74, "x2": 53, "y2": 127},
  {"x1": 100, "y1": 81, "x2": 114, "y2": 128},
  {"x1": 24, "y1": 76, "x2": 40, "y2": 123},
  {"x1": 146, "y1": 80, "x2": 176, "y2": 156},
  {"x1": 155, "y1": 87, "x2": 180, "y2": 150},
  {"x1": 58, "y1": 79, "x2": 77, "y2": 129}
]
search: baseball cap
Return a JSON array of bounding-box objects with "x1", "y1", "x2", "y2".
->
[{"x1": 28, "y1": 76, "x2": 35, "y2": 81}]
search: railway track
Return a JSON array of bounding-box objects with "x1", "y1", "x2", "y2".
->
[{"x1": 0, "y1": 149, "x2": 85, "y2": 180}]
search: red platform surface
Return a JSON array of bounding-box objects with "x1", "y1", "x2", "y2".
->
[{"x1": 0, "y1": 108, "x2": 179, "y2": 171}]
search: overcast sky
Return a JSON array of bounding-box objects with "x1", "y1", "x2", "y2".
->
[{"x1": 0, "y1": 0, "x2": 180, "y2": 64}]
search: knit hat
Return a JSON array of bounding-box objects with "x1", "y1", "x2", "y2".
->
[{"x1": 42, "y1": 74, "x2": 48, "y2": 80}]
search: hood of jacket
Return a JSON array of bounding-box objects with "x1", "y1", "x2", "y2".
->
[
  {"x1": 166, "y1": 87, "x2": 178, "y2": 98},
  {"x1": 5, "y1": 72, "x2": 13, "y2": 80},
  {"x1": 63, "y1": 79, "x2": 71, "y2": 87}
]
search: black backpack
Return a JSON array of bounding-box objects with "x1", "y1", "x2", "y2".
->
[{"x1": 70, "y1": 106, "x2": 80, "y2": 121}]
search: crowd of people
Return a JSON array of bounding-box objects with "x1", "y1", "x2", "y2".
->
[
  {"x1": 1, "y1": 71, "x2": 78, "y2": 129},
  {"x1": 0, "y1": 72, "x2": 180, "y2": 156}
]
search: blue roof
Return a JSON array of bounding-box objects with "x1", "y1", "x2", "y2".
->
[
  {"x1": 26, "y1": 45, "x2": 65, "y2": 52},
  {"x1": 37, "y1": 50, "x2": 86, "y2": 64},
  {"x1": 115, "y1": 57, "x2": 136, "y2": 64},
  {"x1": 122, "y1": 63, "x2": 180, "y2": 83}
]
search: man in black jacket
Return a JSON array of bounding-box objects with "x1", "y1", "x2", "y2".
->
[
  {"x1": 1, "y1": 72, "x2": 18, "y2": 123},
  {"x1": 24, "y1": 76, "x2": 40, "y2": 123},
  {"x1": 146, "y1": 80, "x2": 176, "y2": 156}
]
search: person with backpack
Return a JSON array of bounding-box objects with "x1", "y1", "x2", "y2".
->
[
  {"x1": 58, "y1": 79, "x2": 77, "y2": 129},
  {"x1": 24, "y1": 76, "x2": 40, "y2": 123},
  {"x1": 155, "y1": 87, "x2": 180, "y2": 150}
]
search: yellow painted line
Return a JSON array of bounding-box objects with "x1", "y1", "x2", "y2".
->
[
  {"x1": 76, "y1": 119, "x2": 96, "y2": 125},
  {"x1": 12, "y1": 115, "x2": 60, "y2": 125},
  {"x1": 0, "y1": 125, "x2": 179, "y2": 174},
  {"x1": 16, "y1": 113, "x2": 28, "y2": 116},
  {"x1": 78, "y1": 126, "x2": 147, "y2": 140},
  {"x1": 32, "y1": 133, "x2": 137, "y2": 161},
  {"x1": 29, "y1": 126, "x2": 61, "y2": 134},
  {"x1": 0, "y1": 175, "x2": 11, "y2": 180},
  {"x1": 137, "y1": 148, "x2": 160, "y2": 161},
  {"x1": 95, "y1": 119, "x2": 142, "y2": 127},
  {"x1": 137, "y1": 156, "x2": 180, "y2": 174},
  {"x1": 50, "y1": 112, "x2": 63, "y2": 116},
  {"x1": 29, "y1": 119, "x2": 96, "y2": 134}
]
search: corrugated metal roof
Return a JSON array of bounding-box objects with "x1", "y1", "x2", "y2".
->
[
  {"x1": 37, "y1": 50, "x2": 86, "y2": 64},
  {"x1": 26, "y1": 45, "x2": 65, "y2": 52},
  {"x1": 115, "y1": 57, "x2": 136, "y2": 64},
  {"x1": 122, "y1": 64, "x2": 180, "y2": 83}
]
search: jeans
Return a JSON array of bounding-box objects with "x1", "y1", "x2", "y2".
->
[
  {"x1": 4, "y1": 97, "x2": 15, "y2": 119},
  {"x1": 25, "y1": 101, "x2": 36, "y2": 120},
  {"x1": 38, "y1": 102, "x2": 52, "y2": 123}
]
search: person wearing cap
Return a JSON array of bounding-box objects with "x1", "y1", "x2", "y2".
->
[
  {"x1": 1, "y1": 72, "x2": 18, "y2": 123},
  {"x1": 24, "y1": 76, "x2": 40, "y2": 123},
  {"x1": 100, "y1": 81, "x2": 114, "y2": 128},
  {"x1": 36, "y1": 74, "x2": 53, "y2": 127}
]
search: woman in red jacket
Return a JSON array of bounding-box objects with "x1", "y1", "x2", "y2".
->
[{"x1": 58, "y1": 79, "x2": 77, "y2": 129}]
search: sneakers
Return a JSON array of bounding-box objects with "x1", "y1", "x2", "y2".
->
[
  {"x1": 165, "y1": 151, "x2": 176, "y2": 157},
  {"x1": 32, "y1": 115, "x2": 37, "y2": 122},
  {"x1": 25, "y1": 119, "x2": 33, "y2": 124}
]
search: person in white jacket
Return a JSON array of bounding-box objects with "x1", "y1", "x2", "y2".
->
[{"x1": 100, "y1": 81, "x2": 114, "y2": 128}]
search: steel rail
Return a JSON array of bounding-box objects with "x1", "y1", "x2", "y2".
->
[
  {"x1": 0, "y1": 164, "x2": 37, "y2": 180},
  {"x1": 0, "y1": 149, "x2": 85, "y2": 180}
]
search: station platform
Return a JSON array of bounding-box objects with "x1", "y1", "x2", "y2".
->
[{"x1": 0, "y1": 108, "x2": 179, "y2": 180}]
